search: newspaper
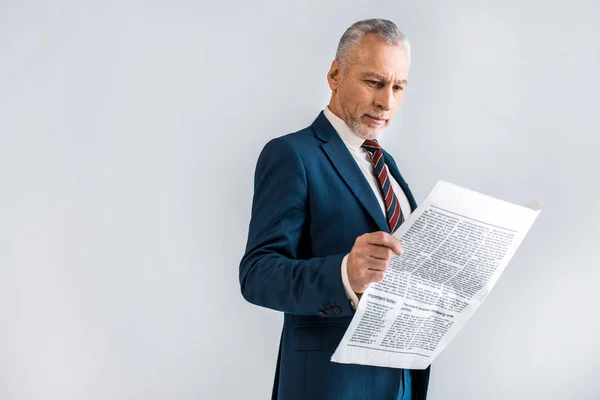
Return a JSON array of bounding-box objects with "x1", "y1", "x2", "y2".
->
[{"x1": 331, "y1": 180, "x2": 542, "y2": 370}]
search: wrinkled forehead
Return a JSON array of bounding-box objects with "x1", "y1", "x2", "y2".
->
[{"x1": 350, "y1": 45, "x2": 410, "y2": 80}]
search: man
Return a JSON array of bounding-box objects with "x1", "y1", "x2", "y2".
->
[{"x1": 239, "y1": 19, "x2": 430, "y2": 400}]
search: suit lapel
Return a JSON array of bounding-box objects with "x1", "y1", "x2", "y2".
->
[{"x1": 311, "y1": 112, "x2": 390, "y2": 233}]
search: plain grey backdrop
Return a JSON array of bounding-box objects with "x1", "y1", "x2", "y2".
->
[{"x1": 1, "y1": 0, "x2": 599, "y2": 399}]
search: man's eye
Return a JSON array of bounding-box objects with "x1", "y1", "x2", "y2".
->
[
  {"x1": 367, "y1": 80, "x2": 383, "y2": 87},
  {"x1": 394, "y1": 85, "x2": 405, "y2": 91}
]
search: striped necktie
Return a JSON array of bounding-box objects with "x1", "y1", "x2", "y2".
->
[{"x1": 362, "y1": 139, "x2": 405, "y2": 233}]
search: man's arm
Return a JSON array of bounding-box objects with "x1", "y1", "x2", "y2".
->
[{"x1": 239, "y1": 137, "x2": 353, "y2": 317}]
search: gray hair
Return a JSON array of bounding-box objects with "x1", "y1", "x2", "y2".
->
[{"x1": 335, "y1": 19, "x2": 411, "y2": 69}]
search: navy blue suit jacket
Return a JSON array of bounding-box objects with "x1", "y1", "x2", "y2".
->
[{"x1": 240, "y1": 111, "x2": 430, "y2": 400}]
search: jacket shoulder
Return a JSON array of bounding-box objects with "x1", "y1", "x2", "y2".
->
[{"x1": 277, "y1": 125, "x2": 319, "y2": 149}]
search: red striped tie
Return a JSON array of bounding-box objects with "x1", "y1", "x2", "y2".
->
[{"x1": 362, "y1": 139, "x2": 405, "y2": 233}]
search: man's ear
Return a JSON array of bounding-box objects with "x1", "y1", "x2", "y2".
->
[{"x1": 327, "y1": 59, "x2": 342, "y2": 90}]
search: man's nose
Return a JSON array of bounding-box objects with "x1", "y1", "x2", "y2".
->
[{"x1": 375, "y1": 86, "x2": 394, "y2": 111}]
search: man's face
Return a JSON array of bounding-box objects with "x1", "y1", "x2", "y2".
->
[{"x1": 327, "y1": 33, "x2": 410, "y2": 140}]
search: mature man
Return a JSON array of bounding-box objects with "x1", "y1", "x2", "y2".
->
[{"x1": 240, "y1": 19, "x2": 430, "y2": 400}]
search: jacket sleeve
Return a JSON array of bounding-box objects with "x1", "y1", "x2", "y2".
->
[{"x1": 239, "y1": 137, "x2": 354, "y2": 317}]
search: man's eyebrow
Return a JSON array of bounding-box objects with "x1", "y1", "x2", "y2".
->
[{"x1": 362, "y1": 72, "x2": 408, "y2": 85}]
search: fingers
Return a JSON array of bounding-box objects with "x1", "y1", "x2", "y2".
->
[
  {"x1": 365, "y1": 254, "x2": 389, "y2": 271},
  {"x1": 368, "y1": 245, "x2": 393, "y2": 261},
  {"x1": 351, "y1": 269, "x2": 385, "y2": 294},
  {"x1": 348, "y1": 231, "x2": 404, "y2": 293},
  {"x1": 365, "y1": 269, "x2": 385, "y2": 283},
  {"x1": 366, "y1": 231, "x2": 403, "y2": 255}
]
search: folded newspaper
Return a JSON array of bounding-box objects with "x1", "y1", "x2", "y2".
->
[{"x1": 331, "y1": 180, "x2": 542, "y2": 370}]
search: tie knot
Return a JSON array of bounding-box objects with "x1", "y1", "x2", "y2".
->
[{"x1": 362, "y1": 139, "x2": 381, "y2": 153}]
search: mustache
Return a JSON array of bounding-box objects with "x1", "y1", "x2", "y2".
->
[{"x1": 365, "y1": 113, "x2": 389, "y2": 120}]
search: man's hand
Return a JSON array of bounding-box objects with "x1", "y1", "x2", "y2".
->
[{"x1": 347, "y1": 231, "x2": 403, "y2": 294}]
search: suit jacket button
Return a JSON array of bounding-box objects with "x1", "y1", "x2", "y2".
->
[{"x1": 333, "y1": 306, "x2": 342, "y2": 315}]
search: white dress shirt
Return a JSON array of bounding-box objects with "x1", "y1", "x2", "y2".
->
[{"x1": 322, "y1": 106, "x2": 412, "y2": 309}]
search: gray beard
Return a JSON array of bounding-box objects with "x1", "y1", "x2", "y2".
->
[{"x1": 348, "y1": 115, "x2": 386, "y2": 140}]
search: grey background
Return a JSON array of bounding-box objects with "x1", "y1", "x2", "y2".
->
[{"x1": 1, "y1": 0, "x2": 599, "y2": 399}]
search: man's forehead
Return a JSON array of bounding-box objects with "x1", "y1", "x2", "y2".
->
[{"x1": 348, "y1": 45, "x2": 410, "y2": 82}]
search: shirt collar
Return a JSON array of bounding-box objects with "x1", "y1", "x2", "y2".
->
[{"x1": 323, "y1": 106, "x2": 365, "y2": 151}]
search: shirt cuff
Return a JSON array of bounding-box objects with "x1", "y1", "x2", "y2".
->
[{"x1": 341, "y1": 254, "x2": 360, "y2": 310}]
